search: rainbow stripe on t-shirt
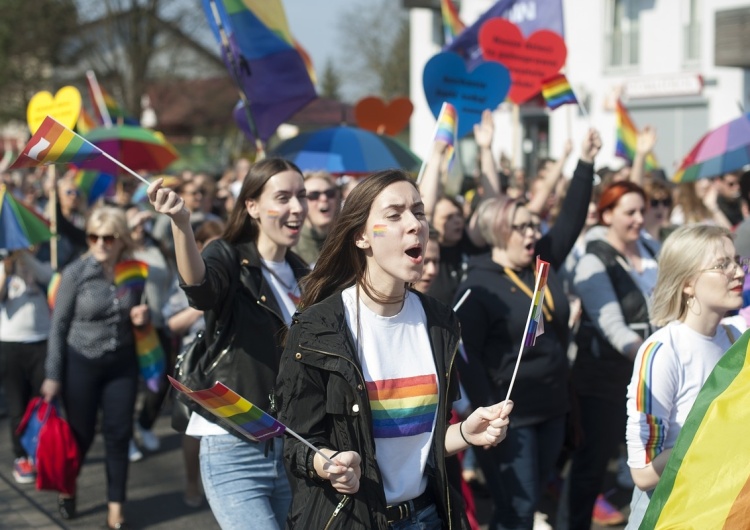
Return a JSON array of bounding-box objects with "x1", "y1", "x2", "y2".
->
[{"x1": 367, "y1": 374, "x2": 438, "y2": 438}]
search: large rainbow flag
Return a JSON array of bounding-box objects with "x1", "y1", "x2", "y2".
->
[
  {"x1": 169, "y1": 377, "x2": 286, "y2": 441},
  {"x1": 640, "y1": 329, "x2": 750, "y2": 529},
  {"x1": 9, "y1": 116, "x2": 102, "y2": 169},
  {"x1": 202, "y1": 0, "x2": 317, "y2": 142},
  {"x1": 616, "y1": 100, "x2": 659, "y2": 170}
]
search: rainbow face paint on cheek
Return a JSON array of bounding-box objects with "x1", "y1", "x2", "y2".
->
[
  {"x1": 267, "y1": 210, "x2": 279, "y2": 219},
  {"x1": 373, "y1": 224, "x2": 387, "y2": 237}
]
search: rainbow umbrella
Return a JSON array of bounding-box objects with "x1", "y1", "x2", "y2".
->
[
  {"x1": 673, "y1": 113, "x2": 750, "y2": 182},
  {"x1": 0, "y1": 186, "x2": 52, "y2": 251},
  {"x1": 79, "y1": 125, "x2": 179, "y2": 174},
  {"x1": 73, "y1": 169, "x2": 116, "y2": 206},
  {"x1": 269, "y1": 126, "x2": 421, "y2": 175}
]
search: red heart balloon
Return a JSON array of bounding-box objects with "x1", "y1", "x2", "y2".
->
[
  {"x1": 354, "y1": 96, "x2": 414, "y2": 136},
  {"x1": 479, "y1": 18, "x2": 567, "y2": 104}
]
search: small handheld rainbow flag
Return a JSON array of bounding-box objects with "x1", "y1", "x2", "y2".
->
[
  {"x1": 168, "y1": 376, "x2": 336, "y2": 463},
  {"x1": 523, "y1": 257, "x2": 550, "y2": 347},
  {"x1": 435, "y1": 102, "x2": 458, "y2": 167},
  {"x1": 441, "y1": 0, "x2": 465, "y2": 44},
  {"x1": 114, "y1": 260, "x2": 149, "y2": 299},
  {"x1": 641, "y1": 329, "x2": 750, "y2": 529},
  {"x1": 616, "y1": 100, "x2": 659, "y2": 170},
  {"x1": 47, "y1": 272, "x2": 61, "y2": 310},
  {"x1": 541, "y1": 74, "x2": 578, "y2": 110},
  {"x1": 9, "y1": 116, "x2": 102, "y2": 170}
]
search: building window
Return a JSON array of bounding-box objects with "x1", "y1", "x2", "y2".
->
[
  {"x1": 605, "y1": 0, "x2": 639, "y2": 68},
  {"x1": 683, "y1": 0, "x2": 701, "y2": 62}
]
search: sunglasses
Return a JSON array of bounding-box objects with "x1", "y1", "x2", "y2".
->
[
  {"x1": 86, "y1": 233, "x2": 118, "y2": 245},
  {"x1": 650, "y1": 198, "x2": 672, "y2": 208},
  {"x1": 306, "y1": 189, "x2": 337, "y2": 201}
]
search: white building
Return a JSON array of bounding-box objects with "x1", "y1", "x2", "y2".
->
[{"x1": 406, "y1": 0, "x2": 750, "y2": 177}]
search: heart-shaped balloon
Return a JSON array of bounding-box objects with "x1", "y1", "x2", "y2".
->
[
  {"x1": 479, "y1": 18, "x2": 567, "y2": 104},
  {"x1": 423, "y1": 52, "x2": 511, "y2": 138},
  {"x1": 26, "y1": 86, "x2": 83, "y2": 133},
  {"x1": 354, "y1": 96, "x2": 413, "y2": 136}
]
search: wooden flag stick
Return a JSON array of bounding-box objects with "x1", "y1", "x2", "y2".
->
[{"x1": 48, "y1": 165, "x2": 58, "y2": 271}]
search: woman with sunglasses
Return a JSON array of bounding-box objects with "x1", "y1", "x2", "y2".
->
[
  {"x1": 148, "y1": 158, "x2": 309, "y2": 530},
  {"x1": 276, "y1": 169, "x2": 513, "y2": 529},
  {"x1": 566, "y1": 181, "x2": 660, "y2": 530},
  {"x1": 454, "y1": 129, "x2": 601, "y2": 529},
  {"x1": 295, "y1": 171, "x2": 340, "y2": 267},
  {"x1": 41, "y1": 206, "x2": 150, "y2": 529},
  {"x1": 624, "y1": 225, "x2": 743, "y2": 528}
]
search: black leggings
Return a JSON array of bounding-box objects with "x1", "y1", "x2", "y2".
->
[
  {"x1": 0, "y1": 340, "x2": 47, "y2": 458},
  {"x1": 64, "y1": 349, "x2": 138, "y2": 503}
]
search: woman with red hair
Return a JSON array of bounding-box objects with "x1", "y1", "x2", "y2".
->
[{"x1": 565, "y1": 181, "x2": 660, "y2": 530}]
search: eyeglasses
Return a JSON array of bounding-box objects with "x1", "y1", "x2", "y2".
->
[
  {"x1": 63, "y1": 189, "x2": 80, "y2": 197},
  {"x1": 700, "y1": 256, "x2": 750, "y2": 278},
  {"x1": 306, "y1": 189, "x2": 337, "y2": 201},
  {"x1": 650, "y1": 198, "x2": 672, "y2": 208},
  {"x1": 86, "y1": 233, "x2": 118, "y2": 246},
  {"x1": 511, "y1": 222, "x2": 542, "y2": 233}
]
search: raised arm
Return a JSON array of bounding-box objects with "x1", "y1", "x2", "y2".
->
[
  {"x1": 147, "y1": 179, "x2": 205, "y2": 285},
  {"x1": 527, "y1": 139, "x2": 572, "y2": 216},
  {"x1": 475, "y1": 109, "x2": 502, "y2": 200},
  {"x1": 630, "y1": 126, "x2": 657, "y2": 187},
  {"x1": 419, "y1": 142, "x2": 451, "y2": 222}
]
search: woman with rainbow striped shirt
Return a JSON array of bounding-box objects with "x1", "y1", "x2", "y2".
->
[
  {"x1": 625, "y1": 225, "x2": 744, "y2": 528},
  {"x1": 277, "y1": 169, "x2": 513, "y2": 529}
]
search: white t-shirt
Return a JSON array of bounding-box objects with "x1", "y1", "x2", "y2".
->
[
  {"x1": 626, "y1": 321, "x2": 738, "y2": 469},
  {"x1": 342, "y1": 286, "x2": 438, "y2": 504}
]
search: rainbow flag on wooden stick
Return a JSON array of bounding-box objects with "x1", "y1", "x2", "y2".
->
[
  {"x1": 9, "y1": 116, "x2": 102, "y2": 169},
  {"x1": 541, "y1": 74, "x2": 578, "y2": 110},
  {"x1": 616, "y1": 100, "x2": 659, "y2": 170},
  {"x1": 641, "y1": 329, "x2": 750, "y2": 529}
]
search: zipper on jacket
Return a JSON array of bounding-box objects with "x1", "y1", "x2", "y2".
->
[{"x1": 323, "y1": 495, "x2": 350, "y2": 530}]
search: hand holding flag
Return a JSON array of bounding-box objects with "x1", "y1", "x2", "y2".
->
[{"x1": 417, "y1": 102, "x2": 458, "y2": 184}]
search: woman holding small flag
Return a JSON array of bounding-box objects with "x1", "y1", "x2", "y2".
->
[
  {"x1": 453, "y1": 129, "x2": 601, "y2": 530},
  {"x1": 277, "y1": 169, "x2": 513, "y2": 529},
  {"x1": 147, "y1": 158, "x2": 309, "y2": 530},
  {"x1": 624, "y1": 225, "x2": 744, "y2": 528},
  {"x1": 40, "y1": 206, "x2": 149, "y2": 529}
]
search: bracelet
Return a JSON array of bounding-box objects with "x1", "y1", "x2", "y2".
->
[{"x1": 459, "y1": 421, "x2": 474, "y2": 447}]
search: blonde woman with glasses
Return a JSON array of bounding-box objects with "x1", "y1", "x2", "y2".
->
[{"x1": 624, "y1": 225, "x2": 745, "y2": 528}]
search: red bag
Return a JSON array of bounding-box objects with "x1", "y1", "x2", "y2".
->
[{"x1": 35, "y1": 402, "x2": 81, "y2": 495}]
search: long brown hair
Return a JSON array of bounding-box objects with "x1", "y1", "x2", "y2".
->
[
  {"x1": 300, "y1": 169, "x2": 417, "y2": 308},
  {"x1": 222, "y1": 158, "x2": 303, "y2": 244}
]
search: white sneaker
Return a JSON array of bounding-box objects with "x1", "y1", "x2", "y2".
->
[
  {"x1": 136, "y1": 424, "x2": 160, "y2": 452},
  {"x1": 128, "y1": 439, "x2": 143, "y2": 462},
  {"x1": 533, "y1": 511, "x2": 553, "y2": 530}
]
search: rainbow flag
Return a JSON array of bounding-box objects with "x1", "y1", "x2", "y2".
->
[
  {"x1": 114, "y1": 259, "x2": 148, "y2": 299},
  {"x1": 86, "y1": 74, "x2": 135, "y2": 126},
  {"x1": 74, "y1": 170, "x2": 115, "y2": 206},
  {"x1": 641, "y1": 329, "x2": 750, "y2": 529},
  {"x1": 523, "y1": 258, "x2": 550, "y2": 347},
  {"x1": 133, "y1": 325, "x2": 167, "y2": 392},
  {"x1": 541, "y1": 74, "x2": 578, "y2": 110},
  {"x1": 8, "y1": 116, "x2": 102, "y2": 169},
  {"x1": 434, "y1": 102, "x2": 458, "y2": 167},
  {"x1": 76, "y1": 107, "x2": 98, "y2": 135},
  {"x1": 168, "y1": 377, "x2": 286, "y2": 442},
  {"x1": 616, "y1": 100, "x2": 659, "y2": 170},
  {"x1": 47, "y1": 272, "x2": 61, "y2": 310},
  {"x1": 441, "y1": 0, "x2": 465, "y2": 44},
  {"x1": 367, "y1": 374, "x2": 439, "y2": 438},
  {"x1": 202, "y1": 0, "x2": 317, "y2": 142}
]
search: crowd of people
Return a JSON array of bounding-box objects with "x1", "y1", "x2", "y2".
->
[{"x1": 0, "y1": 118, "x2": 748, "y2": 529}]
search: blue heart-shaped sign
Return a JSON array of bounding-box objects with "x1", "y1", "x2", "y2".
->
[{"x1": 423, "y1": 52, "x2": 511, "y2": 138}]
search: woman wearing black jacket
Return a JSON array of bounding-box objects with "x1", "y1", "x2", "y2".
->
[
  {"x1": 454, "y1": 129, "x2": 601, "y2": 530},
  {"x1": 277, "y1": 170, "x2": 513, "y2": 529},
  {"x1": 148, "y1": 158, "x2": 309, "y2": 530}
]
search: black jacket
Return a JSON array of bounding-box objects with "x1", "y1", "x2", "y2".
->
[
  {"x1": 181, "y1": 238, "x2": 308, "y2": 411},
  {"x1": 276, "y1": 289, "x2": 469, "y2": 530}
]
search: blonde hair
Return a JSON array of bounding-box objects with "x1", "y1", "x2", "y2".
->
[
  {"x1": 476, "y1": 196, "x2": 525, "y2": 249},
  {"x1": 650, "y1": 224, "x2": 732, "y2": 327},
  {"x1": 303, "y1": 170, "x2": 336, "y2": 187},
  {"x1": 85, "y1": 206, "x2": 136, "y2": 262}
]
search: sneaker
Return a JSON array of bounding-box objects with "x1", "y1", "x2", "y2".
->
[
  {"x1": 616, "y1": 455, "x2": 635, "y2": 490},
  {"x1": 533, "y1": 511, "x2": 553, "y2": 530},
  {"x1": 128, "y1": 440, "x2": 143, "y2": 463},
  {"x1": 13, "y1": 457, "x2": 36, "y2": 484},
  {"x1": 136, "y1": 424, "x2": 160, "y2": 452},
  {"x1": 592, "y1": 494, "x2": 626, "y2": 526}
]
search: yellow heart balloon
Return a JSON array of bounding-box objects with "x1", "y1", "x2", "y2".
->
[{"x1": 26, "y1": 86, "x2": 83, "y2": 133}]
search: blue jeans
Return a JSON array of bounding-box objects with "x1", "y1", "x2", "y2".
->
[
  {"x1": 200, "y1": 435, "x2": 291, "y2": 530},
  {"x1": 389, "y1": 503, "x2": 442, "y2": 530},
  {"x1": 482, "y1": 415, "x2": 566, "y2": 530}
]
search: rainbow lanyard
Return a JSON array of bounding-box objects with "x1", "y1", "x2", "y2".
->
[{"x1": 503, "y1": 267, "x2": 555, "y2": 322}]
